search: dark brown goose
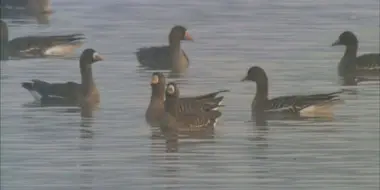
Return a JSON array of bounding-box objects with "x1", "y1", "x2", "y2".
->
[
  {"x1": 21, "y1": 48, "x2": 103, "y2": 106},
  {"x1": 1, "y1": 19, "x2": 85, "y2": 60},
  {"x1": 145, "y1": 72, "x2": 228, "y2": 128},
  {"x1": 135, "y1": 25, "x2": 193, "y2": 73},
  {"x1": 332, "y1": 31, "x2": 379, "y2": 85},
  {"x1": 160, "y1": 82, "x2": 222, "y2": 140},
  {"x1": 242, "y1": 66, "x2": 343, "y2": 120}
]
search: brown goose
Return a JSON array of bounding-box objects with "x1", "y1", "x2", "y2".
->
[
  {"x1": 331, "y1": 31, "x2": 379, "y2": 85},
  {"x1": 135, "y1": 25, "x2": 193, "y2": 73},
  {"x1": 146, "y1": 72, "x2": 228, "y2": 128},
  {"x1": 160, "y1": 82, "x2": 222, "y2": 139},
  {"x1": 1, "y1": 19, "x2": 85, "y2": 60},
  {"x1": 21, "y1": 48, "x2": 103, "y2": 106},
  {"x1": 241, "y1": 66, "x2": 343, "y2": 121}
]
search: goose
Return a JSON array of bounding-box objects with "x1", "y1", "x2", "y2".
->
[
  {"x1": 241, "y1": 66, "x2": 343, "y2": 120},
  {"x1": 21, "y1": 48, "x2": 103, "y2": 107},
  {"x1": 135, "y1": 25, "x2": 193, "y2": 73},
  {"x1": 1, "y1": 19, "x2": 85, "y2": 60},
  {"x1": 332, "y1": 31, "x2": 379, "y2": 85}
]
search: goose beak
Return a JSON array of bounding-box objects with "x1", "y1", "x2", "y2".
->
[
  {"x1": 331, "y1": 39, "x2": 341, "y2": 46},
  {"x1": 241, "y1": 76, "x2": 248, "y2": 81},
  {"x1": 93, "y1": 53, "x2": 104, "y2": 61},
  {"x1": 184, "y1": 31, "x2": 194, "y2": 41}
]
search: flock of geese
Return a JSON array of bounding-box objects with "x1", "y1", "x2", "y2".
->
[{"x1": 1, "y1": 12, "x2": 379, "y2": 142}]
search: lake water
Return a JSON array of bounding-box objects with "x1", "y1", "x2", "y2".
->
[{"x1": 1, "y1": 0, "x2": 379, "y2": 189}]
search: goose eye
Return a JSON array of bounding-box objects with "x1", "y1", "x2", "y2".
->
[{"x1": 166, "y1": 84, "x2": 175, "y2": 94}]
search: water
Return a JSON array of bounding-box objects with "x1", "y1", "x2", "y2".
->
[{"x1": 1, "y1": 0, "x2": 379, "y2": 189}]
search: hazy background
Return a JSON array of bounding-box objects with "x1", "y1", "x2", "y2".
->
[{"x1": 1, "y1": 0, "x2": 379, "y2": 189}]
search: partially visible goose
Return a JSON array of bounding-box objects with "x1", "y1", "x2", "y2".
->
[
  {"x1": 241, "y1": 66, "x2": 343, "y2": 120},
  {"x1": 332, "y1": 31, "x2": 380, "y2": 85},
  {"x1": 0, "y1": 19, "x2": 85, "y2": 60},
  {"x1": 160, "y1": 82, "x2": 222, "y2": 139},
  {"x1": 135, "y1": 25, "x2": 193, "y2": 73},
  {"x1": 21, "y1": 48, "x2": 103, "y2": 106},
  {"x1": 1, "y1": 0, "x2": 52, "y2": 14},
  {"x1": 146, "y1": 72, "x2": 228, "y2": 129}
]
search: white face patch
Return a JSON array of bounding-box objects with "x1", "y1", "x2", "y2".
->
[
  {"x1": 166, "y1": 84, "x2": 175, "y2": 94},
  {"x1": 92, "y1": 52, "x2": 99, "y2": 59},
  {"x1": 151, "y1": 75, "x2": 159, "y2": 84}
]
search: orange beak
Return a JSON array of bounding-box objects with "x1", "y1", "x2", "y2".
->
[{"x1": 184, "y1": 31, "x2": 194, "y2": 41}]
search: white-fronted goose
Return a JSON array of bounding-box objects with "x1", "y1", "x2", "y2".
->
[
  {"x1": 241, "y1": 66, "x2": 343, "y2": 120},
  {"x1": 135, "y1": 25, "x2": 193, "y2": 73},
  {"x1": 332, "y1": 31, "x2": 379, "y2": 85},
  {"x1": 1, "y1": 19, "x2": 84, "y2": 60},
  {"x1": 146, "y1": 72, "x2": 228, "y2": 129},
  {"x1": 21, "y1": 48, "x2": 103, "y2": 106},
  {"x1": 160, "y1": 82, "x2": 222, "y2": 139}
]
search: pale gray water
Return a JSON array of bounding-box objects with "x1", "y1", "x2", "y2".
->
[{"x1": 1, "y1": 0, "x2": 379, "y2": 189}]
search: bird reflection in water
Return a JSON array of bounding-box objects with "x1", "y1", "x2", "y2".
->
[
  {"x1": 150, "y1": 134, "x2": 216, "y2": 189},
  {"x1": 163, "y1": 129, "x2": 215, "y2": 153},
  {"x1": 249, "y1": 112, "x2": 270, "y2": 184},
  {"x1": 162, "y1": 153, "x2": 180, "y2": 190},
  {"x1": 151, "y1": 132, "x2": 215, "y2": 153},
  {"x1": 252, "y1": 108, "x2": 269, "y2": 141},
  {"x1": 79, "y1": 102, "x2": 96, "y2": 190},
  {"x1": 80, "y1": 102, "x2": 97, "y2": 139},
  {"x1": 150, "y1": 140, "x2": 180, "y2": 189}
]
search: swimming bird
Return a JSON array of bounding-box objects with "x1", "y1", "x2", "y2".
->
[
  {"x1": 241, "y1": 66, "x2": 343, "y2": 121},
  {"x1": 146, "y1": 72, "x2": 228, "y2": 129},
  {"x1": 1, "y1": 19, "x2": 85, "y2": 60},
  {"x1": 135, "y1": 25, "x2": 193, "y2": 73},
  {"x1": 160, "y1": 82, "x2": 222, "y2": 140},
  {"x1": 332, "y1": 31, "x2": 379, "y2": 85},
  {"x1": 21, "y1": 48, "x2": 103, "y2": 106}
]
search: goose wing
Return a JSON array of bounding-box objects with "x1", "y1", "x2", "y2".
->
[
  {"x1": 265, "y1": 91, "x2": 342, "y2": 113},
  {"x1": 22, "y1": 79, "x2": 80, "y2": 100}
]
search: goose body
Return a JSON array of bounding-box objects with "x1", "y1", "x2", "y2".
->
[
  {"x1": 135, "y1": 25, "x2": 193, "y2": 73},
  {"x1": 136, "y1": 46, "x2": 189, "y2": 70},
  {"x1": 1, "y1": 20, "x2": 85, "y2": 60},
  {"x1": 22, "y1": 80, "x2": 81, "y2": 105},
  {"x1": 160, "y1": 82, "x2": 222, "y2": 139},
  {"x1": 242, "y1": 66, "x2": 343, "y2": 120},
  {"x1": 355, "y1": 53, "x2": 380, "y2": 77},
  {"x1": 251, "y1": 92, "x2": 342, "y2": 119}
]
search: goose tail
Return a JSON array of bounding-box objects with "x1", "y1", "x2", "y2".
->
[{"x1": 21, "y1": 82, "x2": 42, "y2": 101}]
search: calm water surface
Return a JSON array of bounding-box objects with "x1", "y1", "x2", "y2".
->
[{"x1": 1, "y1": 0, "x2": 379, "y2": 189}]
